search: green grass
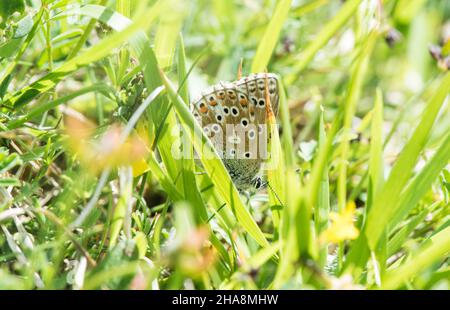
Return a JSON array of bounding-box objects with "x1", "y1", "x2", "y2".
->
[{"x1": 0, "y1": 0, "x2": 449, "y2": 290}]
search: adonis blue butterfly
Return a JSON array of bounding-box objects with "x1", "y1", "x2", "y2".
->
[{"x1": 191, "y1": 73, "x2": 279, "y2": 190}]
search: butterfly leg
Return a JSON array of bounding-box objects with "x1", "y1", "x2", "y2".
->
[{"x1": 243, "y1": 190, "x2": 252, "y2": 206}]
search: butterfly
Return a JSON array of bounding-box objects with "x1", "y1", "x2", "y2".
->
[{"x1": 191, "y1": 73, "x2": 279, "y2": 191}]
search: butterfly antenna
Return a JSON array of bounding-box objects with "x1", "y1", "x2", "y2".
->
[
  {"x1": 206, "y1": 203, "x2": 227, "y2": 223},
  {"x1": 266, "y1": 180, "x2": 284, "y2": 207},
  {"x1": 237, "y1": 58, "x2": 243, "y2": 80}
]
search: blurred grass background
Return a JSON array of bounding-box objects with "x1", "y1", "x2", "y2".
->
[{"x1": 0, "y1": 0, "x2": 449, "y2": 289}]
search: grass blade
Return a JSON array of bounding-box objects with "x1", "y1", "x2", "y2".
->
[
  {"x1": 5, "y1": 84, "x2": 113, "y2": 130},
  {"x1": 285, "y1": 0, "x2": 361, "y2": 84},
  {"x1": 154, "y1": 0, "x2": 186, "y2": 68},
  {"x1": 3, "y1": 2, "x2": 163, "y2": 108},
  {"x1": 365, "y1": 72, "x2": 450, "y2": 250},
  {"x1": 389, "y1": 132, "x2": 450, "y2": 231},
  {"x1": 251, "y1": 0, "x2": 292, "y2": 73},
  {"x1": 315, "y1": 110, "x2": 330, "y2": 267},
  {"x1": 382, "y1": 226, "x2": 450, "y2": 289},
  {"x1": 278, "y1": 80, "x2": 295, "y2": 167}
]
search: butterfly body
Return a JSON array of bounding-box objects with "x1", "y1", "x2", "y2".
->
[{"x1": 191, "y1": 73, "x2": 279, "y2": 190}]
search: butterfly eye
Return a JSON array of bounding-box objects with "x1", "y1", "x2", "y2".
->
[
  {"x1": 244, "y1": 152, "x2": 251, "y2": 158},
  {"x1": 231, "y1": 107, "x2": 239, "y2": 116},
  {"x1": 254, "y1": 177, "x2": 262, "y2": 189}
]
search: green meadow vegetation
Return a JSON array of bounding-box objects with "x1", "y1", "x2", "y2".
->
[{"x1": 0, "y1": 0, "x2": 449, "y2": 290}]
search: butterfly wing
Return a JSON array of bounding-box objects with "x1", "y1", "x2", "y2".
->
[{"x1": 191, "y1": 73, "x2": 280, "y2": 189}]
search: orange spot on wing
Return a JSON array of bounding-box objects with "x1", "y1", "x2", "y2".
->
[
  {"x1": 200, "y1": 106, "x2": 208, "y2": 113},
  {"x1": 264, "y1": 73, "x2": 275, "y2": 121},
  {"x1": 209, "y1": 100, "x2": 218, "y2": 106},
  {"x1": 239, "y1": 99, "x2": 248, "y2": 106}
]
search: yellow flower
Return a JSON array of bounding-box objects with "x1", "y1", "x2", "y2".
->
[{"x1": 320, "y1": 201, "x2": 359, "y2": 244}]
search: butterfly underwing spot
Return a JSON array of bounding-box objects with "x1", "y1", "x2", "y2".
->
[
  {"x1": 227, "y1": 89, "x2": 237, "y2": 100},
  {"x1": 215, "y1": 113, "x2": 224, "y2": 122},
  {"x1": 240, "y1": 118, "x2": 249, "y2": 127},
  {"x1": 223, "y1": 106, "x2": 230, "y2": 115},
  {"x1": 258, "y1": 124, "x2": 264, "y2": 133},
  {"x1": 248, "y1": 129, "x2": 256, "y2": 139},
  {"x1": 249, "y1": 106, "x2": 256, "y2": 121},
  {"x1": 211, "y1": 124, "x2": 221, "y2": 133},
  {"x1": 238, "y1": 93, "x2": 248, "y2": 107},
  {"x1": 257, "y1": 79, "x2": 265, "y2": 91},
  {"x1": 231, "y1": 107, "x2": 239, "y2": 116},
  {"x1": 198, "y1": 102, "x2": 208, "y2": 114},
  {"x1": 203, "y1": 126, "x2": 213, "y2": 138},
  {"x1": 248, "y1": 81, "x2": 256, "y2": 93},
  {"x1": 258, "y1": 98, "x2": 265, "y2": 107},
  {"x1": 208, "y1": 95, "x2": 218, "y2": 106},
  {"x1": 269, "y1": 79, "x2": 277, "y2": 94}
]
